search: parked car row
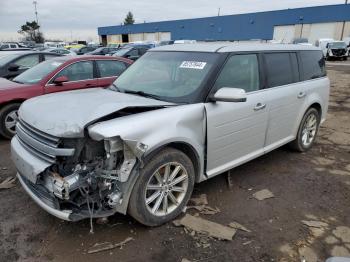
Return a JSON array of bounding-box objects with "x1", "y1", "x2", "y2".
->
[{"x1": 6, "y1": 43, "x2": 329, "y2": 227}]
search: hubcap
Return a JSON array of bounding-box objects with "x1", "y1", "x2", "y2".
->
[
  {"x1": 145, "y1": 162, "x2": 188, "y2": 217},
  {"x1": 301, "y1": 113, "x2": 317, "y2": 147},
  {"x1": 4, "y1": 110, "x2": 18, "y2": 134}
]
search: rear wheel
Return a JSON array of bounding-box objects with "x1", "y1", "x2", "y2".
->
[
  {"x1": 128, "y1": 148, "x2": 195, "y2": 226},
  {"x1": 289, "y1": 108, "x2": 320, "y2": 152},
  {"x1": 0, "y1": 103, "x2": 20, "y2": 139}
]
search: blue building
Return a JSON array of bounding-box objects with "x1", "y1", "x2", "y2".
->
[{"x1": 98, "y1": 4, "x2": 350, "y2": 45}]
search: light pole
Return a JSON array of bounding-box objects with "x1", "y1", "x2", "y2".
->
[
  {"x1": 33, "y1": 1, "x2": 39, "y2": 24},
  {"x1": 340, "y1": 0, "x2": 348, "y2": 40}
]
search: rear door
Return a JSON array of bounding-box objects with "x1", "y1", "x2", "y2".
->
[
  {"x1": 45, "y1": 60, "x2": 98, "y2": 94},
  {"x1": 262, "y1": 52, "x2": 305, "y2": 152},
  {"x1": 96, "y1": 60, "x2": 128, "y2": 87},
  {"x1": 205, "y1": 53, "x2": 269, "y2": 177}
]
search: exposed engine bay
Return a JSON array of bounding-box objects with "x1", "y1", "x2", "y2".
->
[{"x1": 36, "y1": 136, "x2": 145, "y2": 221}]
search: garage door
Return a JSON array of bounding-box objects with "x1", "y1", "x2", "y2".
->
[
  {"x1": 129, "y1": 33, "x2": 144, "y2": 42},
  {"x1": 144, "y1": 33, "x2": 156, "y2": 41},
  {"x1": 308, "y1": 22, "x2": 336, "y2": 45},
  {"x1": 273, "y1": 25, "x2": 295, "y2": 43},
  {"x1": 159, "y1": 32, "x2": 171, "y2": 41}
]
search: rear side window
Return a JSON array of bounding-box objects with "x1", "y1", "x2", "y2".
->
[
  {"x1": 214, "y1": 54, "x2": 260, "y2": 92},
  {"x1": 14, "y1": 54, "x2": 40, "y2": 69},
  {"x1": 299, "y1": 51, "x2": 326, "y2": 80},
  {"x1": 97, "y1": 60, "x2": 127, "y2": 77},
  {"x1": 265, "y1": 53, "x2": 298, "y2": 88}
]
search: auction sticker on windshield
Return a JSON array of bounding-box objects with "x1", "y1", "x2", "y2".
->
[{"x1": 180, "y1": 61, "x2": 207, "y2": 70}]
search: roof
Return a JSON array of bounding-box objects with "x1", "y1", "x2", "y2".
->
[
  {"x1": 51, "y1": 55, "x2": 133, "y2": 64},
  {"x1": 98, "y1": 4, "x2": 350, "y2": 41},
  {"x1": 151, "y1": 43, "x2": 321, "y2": 53}
]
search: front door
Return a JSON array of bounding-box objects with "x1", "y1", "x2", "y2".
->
[{"x1": 205, "y1": 53, "x2": 269, "y2": 177}]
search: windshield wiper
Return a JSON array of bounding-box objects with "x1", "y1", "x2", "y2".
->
[
  {"x1": 12, "y1": 79, "x2": 23, "y2": 84},
  {"x1": 122, "y1": 89, "x2": 162, "y2": 100}
]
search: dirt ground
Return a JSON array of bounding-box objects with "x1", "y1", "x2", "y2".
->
[{"x1": 0, "y1": 61, "x2": 349, "y2": 262}]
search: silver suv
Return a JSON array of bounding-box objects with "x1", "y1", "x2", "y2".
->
[{"x1": 12, "y1": 43, "x2": 329, "y2": 226}]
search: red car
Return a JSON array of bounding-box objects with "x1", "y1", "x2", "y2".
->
[{"x1": 0, "y1": 55, "x2": 132, "y2": 139}]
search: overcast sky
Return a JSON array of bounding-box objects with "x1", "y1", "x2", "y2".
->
[{"x1": 0, "y1": 0, "x2": 345, "y2": 42}]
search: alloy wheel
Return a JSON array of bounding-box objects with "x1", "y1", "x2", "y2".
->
[
  {"x1": 145, "y1": 162, "x2": 189, "y2": 217},
  {"x1": 4, "y1": 110, "x2": 18, "y2": 135},
  {"x1": 301, "y1": 113, "x2": 317, "y2": 147}
]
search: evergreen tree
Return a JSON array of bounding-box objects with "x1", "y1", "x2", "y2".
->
[{"x1": 124, "y1": 11, "x2": 135, "y2": 25}]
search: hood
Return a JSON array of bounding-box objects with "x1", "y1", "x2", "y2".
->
[
  {"x1": 19, "y1": 88, "x2": 173, "y2": 138},
  {"x1": 0, "y1": 77, "x2": 27, "y2": 91}
]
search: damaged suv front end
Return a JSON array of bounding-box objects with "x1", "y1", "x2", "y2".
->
[
  {"x1": 12, "y1": 107, "x2": 164, "y2": 221},
  {"x1": 11, "y1": 49, "x2": 216, "y2": 222}
]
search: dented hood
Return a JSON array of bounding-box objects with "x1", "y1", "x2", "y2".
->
[{"x1": 19, "y1": 88, "x2": 173, "y2": 138}]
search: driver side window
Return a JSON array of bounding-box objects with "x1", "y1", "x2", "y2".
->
[
  {"x1": 54, "y1": 61, "x2": 93, "y2": 82},
  {"x1": 214, "y1": 54, "x2": 260, "y2": 93}
]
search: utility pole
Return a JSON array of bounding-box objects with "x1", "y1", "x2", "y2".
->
[
  {"x1": 33, "y1": 1, "x2": 39, "y2": 24},
  {"x1": 340, "y1": 0, "x2": 348, "y2": 40}
]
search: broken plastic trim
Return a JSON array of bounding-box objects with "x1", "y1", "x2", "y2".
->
[{"x1": 104, "y1": 137, "x2": 148, "y2": 182}]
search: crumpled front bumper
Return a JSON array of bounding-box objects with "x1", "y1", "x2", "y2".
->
[{"x1": 17, "y1": 173, "x2": 73, "y2": 221}]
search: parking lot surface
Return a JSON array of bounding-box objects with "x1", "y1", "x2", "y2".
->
[{"x1": 0, "y1": 62, "x2": 349, "y2": 262}]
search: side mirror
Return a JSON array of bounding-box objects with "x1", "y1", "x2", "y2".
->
[
  {"x1": 53, "y1": 76, "x2": 69, "y2": 85},
  {"x1": 128, "y1": 56, "x2": 139, "y2": 61},
  {"x1": 212, "y1": 87, "x2": 247, "y2": 102},
  {"x1": 8, "y1": 63, "x2": 20, "y2": 71}
]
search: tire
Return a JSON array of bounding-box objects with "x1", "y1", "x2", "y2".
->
[
  {"x1": 289, "y1": 108, "x2": 320, "y2": 152},
  {"x1": 128, "y1": 147, "x2": 195, "y2": 226},
  {"x1": 0, "y1": 103, "x2": 21, "y2": 139}
]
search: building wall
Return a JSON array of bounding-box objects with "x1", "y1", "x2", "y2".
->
[{"x1": 98, "y1": 4, "x2": 350, "y2": 42}]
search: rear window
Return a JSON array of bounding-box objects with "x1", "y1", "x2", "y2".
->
[
  {"x1": 299, "y1": 51, "x2": 326, "y2": 81},
  {"x1": 265, "y1": 53, "x2": 298, "y2": 88}
]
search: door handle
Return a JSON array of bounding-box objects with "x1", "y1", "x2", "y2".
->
[
  {"x1": 85, "y1": 83, "x2": 93, "y2": 87},
  {"x1": 297, "y1": 92, "x2": 306, "y2": 99},
  {"x1": 254, "y1": 103, "x2": 266, "y2": 111}
]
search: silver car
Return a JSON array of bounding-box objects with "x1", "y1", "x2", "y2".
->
[{"x1": 11, "y1": 43, "x2": 329, "y2": 226}]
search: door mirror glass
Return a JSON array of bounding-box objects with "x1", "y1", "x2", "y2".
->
[
  {"x1": 128, "y1": 56, "x2": 139, "y2": 61},
  {"x1": 8, "y1": 63, "x2": 20, "y2": 71},
  {"x1": 212, "y1": 87, "x2": 247, "y2": 102},
  {"x1": 53, "y1": 75, "x2": 69, "y2": 85}
]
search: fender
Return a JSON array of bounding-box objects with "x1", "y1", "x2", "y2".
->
[{"x1": 88, "y1": 103, "x2": 206, "y2": 181}]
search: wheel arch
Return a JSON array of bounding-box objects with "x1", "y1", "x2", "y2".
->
[
  {"x1": 308, "y1": 102, "x2": 322, "y2": 118},
  {"x1": 144, "y1": 141, "x2": 202, "y2": 183},
  {"x1": 0, "y1": 99, "x2": 24, "y2": 111}
]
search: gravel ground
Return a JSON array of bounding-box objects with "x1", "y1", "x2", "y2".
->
[{"x1": 0, "y1": 62, "x2": 349, "y2": 262}]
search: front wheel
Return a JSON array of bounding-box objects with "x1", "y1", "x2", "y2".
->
[
  {"x1": 128, "y1": 148, "x2": 195, "y2": 226},
  {"x1": 0, "y1": 103, "x2": 21, "y2": 139},
  {"x1": 289, "y1": 108, "x2": 320, "y2": 152}
]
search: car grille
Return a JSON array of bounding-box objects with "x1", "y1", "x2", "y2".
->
[
  {"x1": 16, "y1": 120, "x2": 75, "y2": 164},
  {"x1": 331, "y1": 49, "x2": 346, "y2": 56}
]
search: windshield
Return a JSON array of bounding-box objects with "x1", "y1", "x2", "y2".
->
[
  {"x1": 0, "y1": 53, "x2": 20, "y2": 67},
  {"x1": 329, "y1": 42, "x2": 347, "y2": 49},
  {"x1": 113, "y1": 51, "x2": 220, "y2": 103},
  {"x1": 113, "y1": 48, "x2": 132, "y2": 57},
  {"x1": 13, "y1": 59, "x2": 64, "y2": 84}
]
